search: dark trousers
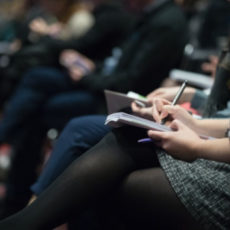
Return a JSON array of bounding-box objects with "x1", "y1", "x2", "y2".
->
[
  {"x1": 0, "y1": 67, "x2": 100, "y2": 215},
  {"x1": 32, "y1": 115, "x2": 112, "y2": 230},
  {"x1": 31, "y1": 115, "x2": 110, "y2": 195},
  {"x1": 0, "y1": 67, "x2": 99, "y2": 143}
]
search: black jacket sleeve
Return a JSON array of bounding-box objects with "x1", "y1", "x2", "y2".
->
[{"x1": 79, "y1": 10, "x2": 188, "y2": 95}]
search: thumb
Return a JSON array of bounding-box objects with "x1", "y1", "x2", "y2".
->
[{"x1": 148, "y1": 130, "x2": 165, "y2": 141}]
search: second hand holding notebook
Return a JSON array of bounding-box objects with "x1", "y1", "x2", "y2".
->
[
  {"x1": 104, "y1": 82, "x2": 214, "y2": 141},
  {"x1": 140, "y1": 81, "x2": 187, "y2": 143}
]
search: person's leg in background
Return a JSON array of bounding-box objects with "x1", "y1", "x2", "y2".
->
[
  {"x1": 32, "y1": 115, "x2": 111, "y2": 230},
  {"x1": 0, "y1": 67, "x2": 75, "y2": 144},
  {"x1": 31, "y1": 115, "x2": 109, "y2": 196},
  {"x1": 0, "y1": 127, "x2": 201, "y2": 230},
  {"x1": 0, "y1": 118, "x2": 47, "y2": 218},
  {"x1": 42, "y1": 92, "x2": 102, "y2": 130},
  {"x1": 0, "y1": 92, "x2": 101, "y2": 219}
]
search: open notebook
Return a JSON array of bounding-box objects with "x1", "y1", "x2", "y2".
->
[
  {"x1": 105, "y1": 112, "x2": 170, "y2": 131},
  {"x1": 105, "y1": 112, "x2": 214, "y2": 140}
]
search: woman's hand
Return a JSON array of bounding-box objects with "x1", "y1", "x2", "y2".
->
[
  {"x1": 60, "y1": 50, "x2": 95, "y2": 82},
  {"x1": 151, "y1": 98, "x2": 197, "y2": 130},
  {"x1": 131, "y1": 100, "x2": 154, "y2": 120},
  {"x1": 148, "y1": 120, "x2": 203, "y2": 162},
  {"x1": 147, "y1": 86, "x2": 195, "y2": 103},
  {"x1": 30, "y1": 18, "x2": 62, "y2": 37},
  {"x1": 60, "y1": 49, "x2": 80, "y2": 67},
  {"x1": 29, "y1": 18, "x2": 50, "y2": 35},
  {"x1": 131, "y1": 97, "x2": 197, "y2": 129}
]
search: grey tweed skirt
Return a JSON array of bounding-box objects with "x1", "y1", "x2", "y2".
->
[{"x1": 157, "y1": 150, "x2": 230, "y2": 230}]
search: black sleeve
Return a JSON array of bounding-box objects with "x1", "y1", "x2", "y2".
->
[
  {"x1": 45, "y1": 5, "x2": 135, "y2": 61},
  {"x1": 79, "y1": 23, "x2": 185, "y2": 94}
]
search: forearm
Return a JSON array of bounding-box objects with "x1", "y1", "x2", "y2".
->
[
  {"x1": 194, "y1": 119, "x2": 229, "y2": 138},
  {"x1": 196, "y1": 138, "x2": 230, "y2": 163}
]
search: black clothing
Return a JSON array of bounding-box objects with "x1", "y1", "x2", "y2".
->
[
  {"x1": 0, "y1": 1, "x2": 135, "y2": 108},
  {"x1": 79, "y1": 0, "x2": 188, "y2": 95},
  {"x1": 197, "y1": 0, "x2": 230, "y2": 49},
  {"x1": 45, "y1": 1, "x2": 136, "y2": 62},
  {"x1": 0, "y1": 127, "x2": 200, "y2": 230},
  {"x1": 0, "y1": 0, "x2": 188, "y2": 218}
]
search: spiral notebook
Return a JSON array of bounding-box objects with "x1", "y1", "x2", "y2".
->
[
  {"x1": 105, "y1": 112, "x2": 171, "y2": 131},
  {"x1": 105, "y1": 112, "x2": 214, "y2": 140}
]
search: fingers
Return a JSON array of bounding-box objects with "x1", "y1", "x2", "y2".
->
[
  {"x1": 60, "y1": 50, "x2": 78, "y2": 66},
  {"x1": 131, "y1": 101, "x2": 153, "y2": 119},
  {"x1": 147, "y1": 130, "x2": 169, "y2": 148},
  {"x1": 161, "y1": 104, "x2": 188, "y2": 120},
  {"x1": 69, "y1": 67, "x2": 84, "y2": 82},
  {"x1": 147, "y1": 130, "x2": 165, "y2": 141},
  {"x1": 152, "y1": 99, "x2": 164, "y2": 123},
  {"x1": 151, "y1": 98, "x2": 171, "y2": 123},
  {"x1": 131, "y1": 101, "x2": 140, "y2": 114},
  {"x1": 131, "y1": 101, "x2": 141, "y2": 113}
]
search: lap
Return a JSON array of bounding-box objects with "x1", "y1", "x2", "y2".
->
[
  {"x1": 42, "y1": 92, "x2": 101, "y2": 129},
  {"x1": 119, "y1": 167, "x2": 202, "y2": 230},
  {"x1": 31, "y1": 115, "x2": 110, "y2": 195},
  {"x1": 21, "y1": 67, "x2": 74, "y2": 92}
]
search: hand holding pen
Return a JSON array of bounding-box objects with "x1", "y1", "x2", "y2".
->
[
  {"x1": 139, "y1": 81, "x2": 191, "y2": 143},
  {"x1": 160, "y1": 80, "x2": 187, "y2": 124}
]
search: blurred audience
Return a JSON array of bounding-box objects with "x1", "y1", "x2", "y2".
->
[
  {"x1": 0, "y1": 0, "x2": 135, "y2": 110},
  {"x1": 0, "y1": 0, "x2": 230, "y2": 229},
  {"x1": 0, "y1": 0, "x2": 188, "y2": 218}
]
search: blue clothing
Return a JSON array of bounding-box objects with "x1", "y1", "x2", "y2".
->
[
  {"x1": 0, "y1": 68, "x2": 99, "y2": 210},
  {"x1": 0, "y1": 67, "x2": 99, "y2": 144},
  {"x1": 31, "y1": 115, "x2": 110, "y2": 195}
]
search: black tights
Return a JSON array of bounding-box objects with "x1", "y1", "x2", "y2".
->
[{"x1": 0, "y1": 127, "x2": 201, "y2": 230}]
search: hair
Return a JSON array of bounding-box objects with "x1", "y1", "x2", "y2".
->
[{"x1": 53, "y1": 0, "x2": 88, "y2": 23}]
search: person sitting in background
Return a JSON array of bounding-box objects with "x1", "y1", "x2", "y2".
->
[
  {"x1": 0, "y1": 0, "x2": 189, "y2": 219},
  {"x1": 0, "y1": 0, "x2": 135, "y2": 110},
  {"x1": 25, "y1": 45, "x2": 230, "y2": 229},
  {"x1": 30, "y1": 45, "x2": 230, "y2": 206}
]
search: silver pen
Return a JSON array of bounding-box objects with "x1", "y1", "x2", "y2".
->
[{"x1": 161, "y1": 80, "x2": 187, "y2": 124}]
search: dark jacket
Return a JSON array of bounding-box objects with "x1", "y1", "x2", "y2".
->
[
  {"x1": 80, "y1": 0, "x2": 188, "y2": 95},
  {"x1": 0, "y1": 2, "x2": 135, "y2": 108},
  {"x1": 45, "y1": 1, "x2": 136, "y2": 62}
]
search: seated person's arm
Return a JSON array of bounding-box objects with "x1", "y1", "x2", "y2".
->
[
  {"x1": 144, "y1": 98, "x2": 230, "y2": 163},
  {"x1": 148, "y1": 119, "x2": 230, "y2": 164},
  {"x1": 133, "y1": 97, "x2": 229, "y2": 138},
  {"x1": 146, "y1": 86, "x2": 196, "y2": 103}
]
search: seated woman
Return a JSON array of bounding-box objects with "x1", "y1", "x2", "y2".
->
[
  {"x1": 0, "y1": 95, "x2": 229, "y2": 229},
  {"x1": 30, "y1": 85, "x2": 197, "y2": 198}
]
